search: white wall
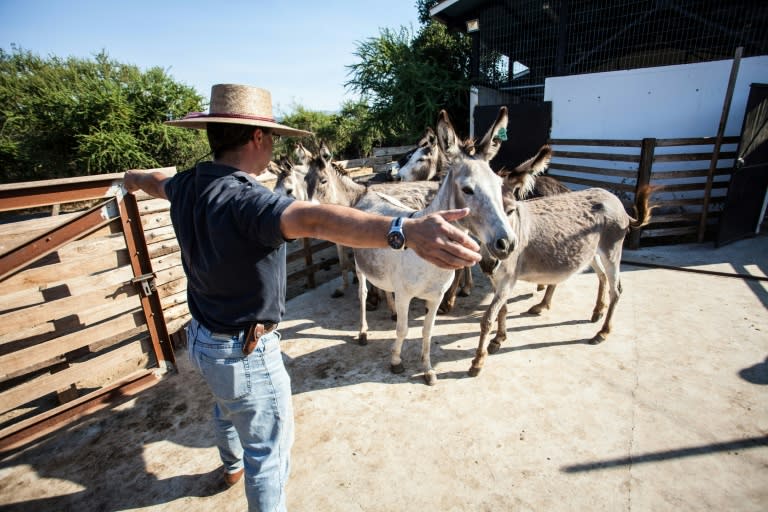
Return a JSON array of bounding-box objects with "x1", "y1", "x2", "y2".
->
[{"x1": 544, "y1": 56, "x2": 768, "y2": 140}]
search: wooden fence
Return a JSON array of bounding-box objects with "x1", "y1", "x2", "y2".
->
[
  {"x1": 547, "y1": 136, "x2": 740, "y2": 247},
  {"x1": 0, "y1": 168, "x2": 352, "y2": 452}
]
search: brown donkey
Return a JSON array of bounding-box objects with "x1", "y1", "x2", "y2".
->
[{"x1": 468, "y1": 185, "x2": 655, "y2": 377}]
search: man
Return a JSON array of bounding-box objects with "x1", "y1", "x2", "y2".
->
[{"x1": 123, "y1": 83, "x2": 480, "y2": 511}]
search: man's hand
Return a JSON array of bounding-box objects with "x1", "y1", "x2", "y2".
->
[
  {"x1": 403, "y1": 208, "x2": 481, "y2": 270},
  {"x1": 122, "y1": 170, "x2": 169, "y2": 200},
  {"x1": 123, "y1": 170, "x2": 143, "y2": 194}
]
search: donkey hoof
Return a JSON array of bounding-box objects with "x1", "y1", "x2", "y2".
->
[
  {"x1": 590, "y1": 312, "x2": 604, "y2": 323},
  {"x1": 331, "y1": 290, "x2": 344, "y2": 299},
  {"x1": 536, "y1": 284, "x2": 545, "y2": 291},
  {"x1": 358, "y1": 333, "x2": 368, "y2": 346},
  {"x1": 468, "y1": 366, "x2": 482, "y2": 377},
  {"x1": 423, "y1": 372, "x2": 437, "y2": 386},
  {"x1": 589, "y1": 334, "x2": 606, "y2": 345},
  {"x1": 527, "y1": 305, "x2": 544, "y2": 315},
  {"x1": 391, "y1": 363, "x2": 405, "y2": 374},
  {"x1": 458, "y1": 290, "x2": 470, "y2": 298},
  {"x1": 390, "y1": 314, "x2": 397, "y2": 322},
  {"x1": 487, "y1": 341, "x2": 502, "y2": 355}
]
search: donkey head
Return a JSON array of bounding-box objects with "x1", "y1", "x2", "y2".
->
[
  {"x1": 304, "y1": 147, "x2": 342, "y2": 205},
  {"x1": 292, "y1": 142, "x2": 313, "y2": 167},
  {"x1": 273, "y1": 155, "x2": 309, "y2": 201},
  {"x1": 436, "y1": 107, "x2": 515, "y2": 260},
  {"x1": 395, "y1": 127, "x2": 441, "y2": 182}
]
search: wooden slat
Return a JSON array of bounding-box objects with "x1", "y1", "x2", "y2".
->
[
  {"x1": 653, "y1": 150, "x2": 736, "y2": 162},
  {"x1": 1, "y1": 236, "x2": 129, "y2": 295},
  {"x1": 653, "y1": 181, "x2": 729, "y2": 192},
  {"x1": 0, "y1": 340, "x2": 149, "y2": 414},
  {"x1": 548, "y1": 162, "x2": 639, "y2": 178},
  {"x1": 551, "y1": 150, "x2": 640, "y2": 162},
  {"x1": 0, "y1": 212, "x2": 84, "y2": 255},
  {"x1": 653, "y1": 136, "x2": 740, "y2": 147},
  {"x1": 373, "y1": 145, "x2": 416, "y2": 157},
  {"x1": 550, "y1": 139, "x2": 642, "y2": 147},
  {"x1": 0, "y1": 266, "x2": 136, "y2": 333},
  {"x1": 0, "y1": 369, "x2": 161, "y2": 453},
  {"x1": 655, "y1": 196, "x2": 726, "y2": 208},
  {"x1": 147, "y1": 237, "x2": 180, "y2": 259},
  {"x1": 547, "y1": 174, "x2": 635, "y2": 191},
  {"x1": 140, "y1": 210, "x2": 172, "y2": 231},
  {"x1": 0, "y1": 303, "x2": 145, "y2": 379},
  {"x1": 153, "y1": 265, "x2": 186, "y2": 288},
  {"x1": 641, "y1": 226, "x2": 699, "y2": 237},
  {"x1": 649, "y1": 167, "x2": 733, "y2": 180},
  {"x1": 144, "y1": 224, "x2": 177, "y2": 244},
  {"x1": 647, "y1": 212, "x2": 704, "y2": 223}
]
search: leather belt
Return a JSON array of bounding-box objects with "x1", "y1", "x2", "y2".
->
[{"x1": 212, "y1": 322, "x2": 277, "y2": 355}]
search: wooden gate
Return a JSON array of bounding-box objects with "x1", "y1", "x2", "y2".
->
[{"x1": 0, "y1": 171, "x2": 178, "y2": 453}]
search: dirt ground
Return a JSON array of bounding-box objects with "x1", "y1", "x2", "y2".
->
[{"x1": 0, "y1": 235, "x2": 766, "y2": 511}]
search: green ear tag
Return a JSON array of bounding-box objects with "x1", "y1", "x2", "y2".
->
[{"x1": 496, "y1": 127, "x2": 508, "y2": 141}]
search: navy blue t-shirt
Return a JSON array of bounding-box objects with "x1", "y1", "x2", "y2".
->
[{"x1": 164, "y1": 162, "x2": 295, "y2": 332}]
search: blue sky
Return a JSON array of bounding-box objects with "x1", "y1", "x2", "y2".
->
[{"x1": 0, "y1": 0, "x2": 422, "y2": 114}]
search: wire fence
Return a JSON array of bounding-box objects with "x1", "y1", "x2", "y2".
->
[{"x1": 474, "y1": 0, "x2": 768, "y2": 101}]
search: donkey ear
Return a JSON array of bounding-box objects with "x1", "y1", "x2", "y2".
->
[
  {"x1": 436, "y1": 110, "x2": 461, "y2": 159},
  {"x1": 419, "y1": 126, "x2": 437, "y2": 148},
  {"x1": 267, "y1": 161, "x2": 281, "y2": 176},
  {"x1": 514, "y1": 145, "x2": 552, "y2": 177},
  {"x1": 318, "y1": 141, "x2": 333, "y2": 162},
  {"x1": 476, "y1": 106, "x2": 509, "y2": 162},
  {"x1": 331, "y1": 162, "x2": 349, "y2": 175}
]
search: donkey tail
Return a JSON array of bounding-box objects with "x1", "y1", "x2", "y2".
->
[{"x1": 629, "y1": 184, "x2": 657, "y2": 230}]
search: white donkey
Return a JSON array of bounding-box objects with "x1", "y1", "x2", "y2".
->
[
  {"x1": 468, "y1": 185, "x2": 655, "y2": 377},
  {"x1": 305, "y1": 150, "x2": 440, "y2": 301},
  {"x1": 351, "y1": 107, "x2": 514, "y2": 385}
]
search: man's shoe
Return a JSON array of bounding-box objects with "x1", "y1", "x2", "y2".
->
[{"x1": 224, "y1": 468, "x2": 244, "y2": 486}]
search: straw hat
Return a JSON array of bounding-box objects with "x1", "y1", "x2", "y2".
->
[{"x1": 165, "y1": 83, "x2": 312, "y2": 137}]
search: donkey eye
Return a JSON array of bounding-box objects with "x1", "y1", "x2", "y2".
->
[{"x1": 461, "y1": 186, "x2": 474, "y2": 195}]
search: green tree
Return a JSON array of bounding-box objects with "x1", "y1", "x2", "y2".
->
[
  {"x1": 0, "y1": 46, "x2": 207, "y2": 183},
  {"x1": 275, "y1": 100, "x2": 381, "y2": 160},
  {"x1": 345, "y1": 2, "x2": 470, "y2": 145}
]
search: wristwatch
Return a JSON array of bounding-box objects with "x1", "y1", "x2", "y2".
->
[{"x1": 387, "y1": 217, "x2": 406, "y2": 250}]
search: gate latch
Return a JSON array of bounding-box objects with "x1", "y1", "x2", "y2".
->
[{"x1": 131, "y1": 272, "x2": 157, "y2": 297}]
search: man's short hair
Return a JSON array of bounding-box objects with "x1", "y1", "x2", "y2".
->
[{"x1": 206, "y1": 123, "x2": 262, "y2": 159}]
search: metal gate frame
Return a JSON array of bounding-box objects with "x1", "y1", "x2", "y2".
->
[{"x1": 0, "y1": 172, "x2": 175, "y2": 452}]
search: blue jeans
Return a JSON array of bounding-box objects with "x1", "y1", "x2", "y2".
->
[{"x1": 187, "y1": 318, "x2": 294, "y2": 512}]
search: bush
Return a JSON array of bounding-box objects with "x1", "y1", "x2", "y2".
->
[{"x1": 0, "y1": 47, "x2": 208, "y2": 182}]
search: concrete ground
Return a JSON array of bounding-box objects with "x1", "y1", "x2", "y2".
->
[{"x1": 0, "y1": 235, "x2": 766, "y2": 511}]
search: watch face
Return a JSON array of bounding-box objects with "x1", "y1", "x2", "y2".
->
[{"x1": 387, "y1": 231, "x2": 405, "y2": 250}]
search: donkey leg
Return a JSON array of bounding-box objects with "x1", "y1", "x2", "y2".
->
[
  {"x1": 420, "y1": 299, "x2": 441, "y2": 386},
  {"x1": 357, "y1": 273, "x2": 370, "y2": 346},
  {"x1": 591, "y1": 252, "x2": 622, "y2": 344},
  {"x1": 458, "y1": 266, "x2": 473, "y2": 297},
  {"x1": 332, "y1": 244, "x2": 348, "y2": 298},
  {"x1": 385, "y1": 291, "x2": 396, "y2": 320},
  {"x1": 365, "y1": 283, "x2": 380, "y2": 311},
  {"x1": 390, "y1": 296, "x2": 412, "y2": 374},
  {"x1": 488, "y1": 302, "x2": 508, "y2": 354},
  {"x1": 589, "y1": 255, "x2": 608, "y2": 322},
  {"x1": 469, "y1": 293, "x2": 507, "y2": 376},
  {"x1": 438, "y1": 269, "x2": 462, "y2": 314},
  {"x1": 528, "y1": 285, "x2": 556, "y2": 315}
]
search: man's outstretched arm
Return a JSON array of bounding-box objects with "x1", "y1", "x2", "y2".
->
[{"x1": 123, "y1": 169, "x2": 170, "y2": 200}]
